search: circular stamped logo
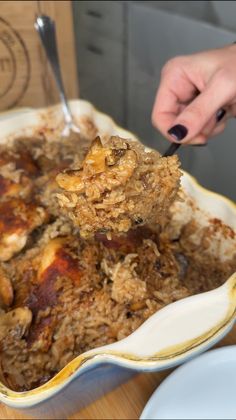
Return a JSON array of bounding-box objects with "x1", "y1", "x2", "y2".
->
[{"x1": 0, "y1": 17, "x2": 30, "y2": 110}]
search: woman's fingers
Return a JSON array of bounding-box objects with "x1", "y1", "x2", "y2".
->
[
  {"x1": 182, "y1": 120, "x2": 226, "y2": 145},
  {"x1": 152, "y1": 58, "x2": 199, "y2": 137},
  {"x1": 166, "y1": 69, "x2": 236, "y2": 143},
  {"x1": 152, "y1": 46, "x2": 236, "y2": 145}
]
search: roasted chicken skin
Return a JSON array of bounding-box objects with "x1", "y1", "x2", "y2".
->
[{"x1": 0, "y1": 199, "x2": 48, "y2": 261}]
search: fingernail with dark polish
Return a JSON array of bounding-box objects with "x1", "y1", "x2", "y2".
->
[
  {"x1": 192, "y1": 143, "x2": 207, "y2": 147},
  {"x1": 168, "y1": 124, "x2": 188, "y2": 141},
  {"x1": 216, "y1": 109, "x2": 226, "y2": 122}
]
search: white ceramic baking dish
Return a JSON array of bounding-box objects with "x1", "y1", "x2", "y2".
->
[{"x1": 0, "y1": 100, "x2": 235, "y2": 418}]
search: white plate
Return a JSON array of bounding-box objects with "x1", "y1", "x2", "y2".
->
[{"x1": 141, "y1": 345, "x2": 236, "y2": 420}]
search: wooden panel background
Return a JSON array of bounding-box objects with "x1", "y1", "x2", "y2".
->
[{"x1": 0, "y1": 0, "x2": 78, "y2": 111}]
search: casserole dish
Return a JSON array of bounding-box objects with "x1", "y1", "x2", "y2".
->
[{"x1": 0, "y1": 100, "x2": 235, "y2": 418}]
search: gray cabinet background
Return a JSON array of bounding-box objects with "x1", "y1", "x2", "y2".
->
[{"x1": 73, "y1": 1, "x2": 236, "y2": 201}]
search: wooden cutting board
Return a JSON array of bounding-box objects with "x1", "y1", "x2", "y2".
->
[
  {"x1": 0, "y1": 0, "x2": 78, "y2": 111},
  {"x1": 1, "y1": 323, "x2": 236, "y2": 419}
]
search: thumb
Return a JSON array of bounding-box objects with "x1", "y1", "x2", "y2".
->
[{"x1": 167, "y1": 69, "x2": 236, "y2": 143}]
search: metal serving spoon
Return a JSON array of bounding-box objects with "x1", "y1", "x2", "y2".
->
[{"x1": 35, "y1": 15, "x2": 80, "y2": 137}]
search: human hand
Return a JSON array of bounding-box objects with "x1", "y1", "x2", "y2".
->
[{"x1": 152, "y1": 45, "x2": 236, "y2": 145}]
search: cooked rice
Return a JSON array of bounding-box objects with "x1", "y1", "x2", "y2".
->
[
  {"x1": 56, "y1": 136, "x2": 181, "y2": 238},
  {"x1": 0, "y1": 130, "x2": 235, "y2": 392}
]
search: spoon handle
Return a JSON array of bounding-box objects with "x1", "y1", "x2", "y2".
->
[
  {"x1": 163, "y1": 142, "x2": 181, "y2": 157},
  {"x1": 35, "y1": 15, "x2": 73, "y2": 125}
]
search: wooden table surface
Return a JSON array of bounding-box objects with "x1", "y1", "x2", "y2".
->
[{"x1": 1, "y1": 323, "x2": 236, "y2": 419}]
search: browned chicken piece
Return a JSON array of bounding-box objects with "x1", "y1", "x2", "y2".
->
[
  {"x1": 8, "y1": 231, "x2": 83, "y2": 306},
  {"x1": 56, "y1": 136, "x2": 181, "y2": 238},
  {"x1": 0, "y1": 149, "x2": 39, "y2": 201},
  {"x1": 0, "y1": 199, "x2": 48, "y2": 261},
  {"x1": 23, "y1": 238, "x2": 82, "y2": 353},
  {"x1": 37, "y1": 237, "x2": 81, "y2": 285},
  {"x1": 12, "y1": 236, "x2": 82, "y2": 320}
]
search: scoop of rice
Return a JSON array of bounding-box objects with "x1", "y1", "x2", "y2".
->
[{"x1": 56, "y1": 136, "x2": 182, "y2": 238}]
